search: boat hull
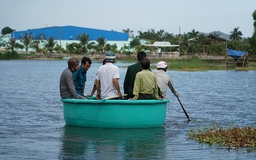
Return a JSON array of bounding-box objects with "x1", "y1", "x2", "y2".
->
[{"x1": 61, "y1": 98, "x2": 170, "y2": 128}]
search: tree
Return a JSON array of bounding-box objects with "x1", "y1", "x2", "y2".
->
[
  {"x1": 253, "y1": 10, "x2": 256, "y2": 33},
  {"x1": 122, "y1": 28, "x2": 134, "y2": 38},
  {"x1": 122, "y1": 28, "x2": 133, "y2": 34},
  {"x1": 1, "y1": 26, "x2": 14, "y2": 35},
  {"x1": 228, "y1": 39, "x2": 249, "y2": 51},
  {"x1": 6, "y1": 38, "x2": 20, "y2": 52},
  {"x1": 230, "y1": 27, "x2": 243, "y2": 41},
  {"x1": 66, "y1": 42, "x2": 81, "y2": 54},
  {"x1": 249, "y1": 10, "x2": 256, "y2": 55},
  {"x1": 44, "y1": 36, "x2": 57, "y2": 54},
  {"x1": 207, "y1": 40, "x2": 225, "y2": 56},
  {"x1": 156, "y1": 29, "x2": 165, "y2": 41},
  {"x1": 180, "y1": 34, "x2": 189, "y2": 55},
  {"x1": 77, "y1": 33, "x2": 94, "y2": 53},
  {"x1": 137, "y1": 28, "x2": 157, "y2": 40},
  {"x1": 135, "y1": 45, "x2": 143, "y2": 53},
  {"x1": 188, "y1": 29, "x2": 199, "y2": 39},
  {"x1": 21, "y1": 32, "x2": 34, "y2": 53},
  {"x1": 104, "y1": 43, "x2": 118, "y2": 53},
  {"x1": 96, "y1": 37, "x2": 107, "y2": 53},
  {"x1": 196, "y1": 34, "x2": 210, "y2": 54},
  {"x1": 209, "y1": 32, "x2": 220, "y2": 39},
  {"x1": 129, "y1": 38, "x2": 141, "y2": 49},
  {"x1": 187, "y1": 30, "x2": 201, "y2": 54}
]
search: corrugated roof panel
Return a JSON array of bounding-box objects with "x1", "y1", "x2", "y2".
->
[{"x1": 12, "y1": 25, "x2": 128, "y2": 41}]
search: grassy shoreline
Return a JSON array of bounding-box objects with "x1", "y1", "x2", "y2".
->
[
  {"x1": 165, "y1": 59, "x2": 256, "y2": 71},
  {"x1": 119, "y1": 57, "x2": 256, "y2": 71},
  {"x1": 3, "y1": 53, "x2": 256, "y2": 71}
]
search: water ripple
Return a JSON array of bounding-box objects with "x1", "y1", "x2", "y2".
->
[{"x1": 0, "y1": 60, "x2": 256, "y2": 159}]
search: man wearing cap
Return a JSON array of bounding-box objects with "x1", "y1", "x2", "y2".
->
[
  {"x1": 153, "y1": 61, "x2": 178, "y2": 98},
  {"x1": 59, "y1": 58, "x2": 86, "y2": 99},
  {"x1": 73, "y1": 56, "x2": 92, "y2": 96},
  {"x1": 123, "y1": 51, "x2": 147, "y2": 99},
  {"x1": 95, "y1": 51, "x2": 122, "y2": 99}
]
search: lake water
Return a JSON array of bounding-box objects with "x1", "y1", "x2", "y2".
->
[{"x1": 0, "y1": 60, "x2": 256, "y2": 160}]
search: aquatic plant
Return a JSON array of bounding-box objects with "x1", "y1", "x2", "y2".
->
[
  {"x1": 187, "y1": 124, "x2": 256, "y2": 150},
  {"x1": 0, "y1": 51, "x2": 20, "y2": 60}
]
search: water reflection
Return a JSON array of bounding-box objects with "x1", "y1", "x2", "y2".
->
[{"x1": 59, "y1": 125, "x2": 166, "y2": 159}]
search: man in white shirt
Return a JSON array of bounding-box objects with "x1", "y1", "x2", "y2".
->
[
  {"x1": 153, "y1": 61, "x2": 178, "y2": 98},
  {"x1": 96, "y1": 51, "x2": 122, "y2": 99}
]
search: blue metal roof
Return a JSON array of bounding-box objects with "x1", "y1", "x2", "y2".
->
[{"x1": 11, "y1": 25, "x2": 128, "y2": 41}]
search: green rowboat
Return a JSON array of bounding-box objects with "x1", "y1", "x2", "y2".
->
[{"x1": 61, "y1": 98, "x2": 170, "y2": 128}]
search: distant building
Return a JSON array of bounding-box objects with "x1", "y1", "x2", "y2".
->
[{"x1": 1, "y1": 25, "x2": 130, "y2": 52}]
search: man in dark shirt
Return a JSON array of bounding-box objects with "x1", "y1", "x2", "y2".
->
[
  {"x1": 74, "y1": 57, "x2": 92, "y2": 96},
  {"x1": 123, "y1": 51, "x2": 147, "y2": 99}
]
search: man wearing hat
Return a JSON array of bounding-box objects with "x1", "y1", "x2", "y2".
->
[
  {"x1": 95, "y1": 51, "x2": 122, "y2": 99},
  {"x1": 153, "y1": 61, "x2": 178, "y2": 98},
  {"x1": 59, "y1": 58, "x2": 86, "y2": 99}
]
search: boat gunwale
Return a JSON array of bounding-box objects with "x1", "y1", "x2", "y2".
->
[{"x1": 61, "y1": 98, "x2": 170, "y2": 104}]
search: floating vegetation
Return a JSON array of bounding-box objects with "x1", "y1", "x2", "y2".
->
[{"x1": 187, "y1": 124, "x2": 256, "y2": 150}]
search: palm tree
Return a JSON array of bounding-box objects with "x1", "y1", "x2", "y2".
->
[
  {"x1": 34, "y1": 34, "x2": 47, "y2": 53},
  {"x1": 188, "y1": 29, "x2": 199, "y2": 39},
  {"x1": 21, "y1": 32, "x2": 33, "y2": 53},
  {"x1": 96, "y1": 37, "x2": 107, "y2": 53},
  {"x1": 6, "y1": 38, "x2": 19, "y2": 52},
  {"x1": 230, "y1": 27, "x2": 243, "y2": 41},
  {"x1": 122, "y1": 28, "x2": 133, "y2": 34},
  {"x1": 44, "y1": 36, "x2": 57, "y2": 54},
  {"x1": 77, "y1": 33, "x2": 94, "y2": 53},
  {"x1": 209, "y1": 32, "x2": 220, "y2": 42},
  {"x1": 66, "y1": 42, "x2": 81, "y2": 54},
  {"x1": 122, "y1": 28, "x2": 134, "y2": 38},
  {"x1": 210, "y1": 32, "x2": 219, "y2": 37},
  {"x1": 137, "y1": 30, "x2": 143, "y2": 38},
  {"x1": 156, "y1": 29, "x2": 165, "y2": 41}
]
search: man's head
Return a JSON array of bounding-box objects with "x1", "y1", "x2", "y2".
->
[
  {"x1": 68, "y1": 58, "x2": 80, "y2": 71},
  {"x1": 137, "y1": 51, "x2": 147, "y2": 62},
  {"x1": 81, "y1": 57, "x2": 92, "y2": 71},
  {"x1": 157, "y1": 61, "x2": 167, "y2": 71},
  {"x1": 140, "y1": 58, "x2": 150, "y2": 70},
  {"x1": 105, "y1": 51, "x2": 116, "y2": 63}
]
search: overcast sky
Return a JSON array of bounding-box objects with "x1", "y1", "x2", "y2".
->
[{"x1": 0, "y1": 0, "x2": 255, "y2": 37}]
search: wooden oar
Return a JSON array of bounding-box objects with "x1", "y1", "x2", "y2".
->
[{"x1": 177, "y1": 97, "x2": 191, "y2": 121}]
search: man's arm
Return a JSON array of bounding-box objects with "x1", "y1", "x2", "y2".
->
[
  {"x1": 66, "y1": 72, "x2": 84, "y2": 99},
  {"x1": 168, "y1": 79, "x2": 178, "y2": 97},
  {"x1": 153, "y1": 76, "x2": 160, "y2": 99},
  {"x1": 96, "y1": 79, "x2": 101, "y2": 99},
  {"x1": 113, "y1": 78, "x2": 122, "y2": 97},
  {"x1": 123, "y1": 67, "x2": 130, "y2": 94},
  {"x1": 87, "y1": 82, "x2": 96, "y2": 97},
  {"x1": 132, "y1": 74, "x2": 140, "y2": 100}
]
